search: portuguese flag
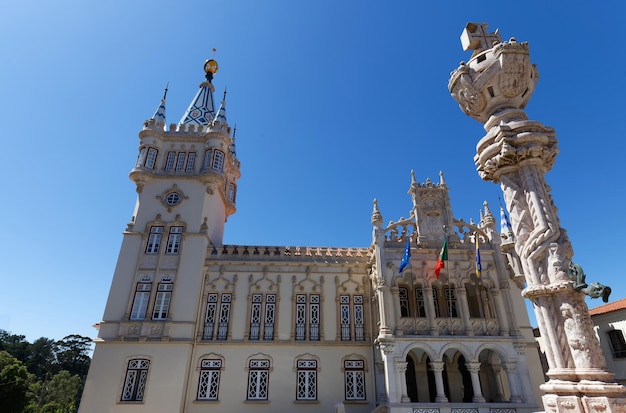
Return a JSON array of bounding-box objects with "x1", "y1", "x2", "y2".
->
[{"x1": 434, "y1": 238, "x2": 448, "y2": 278}]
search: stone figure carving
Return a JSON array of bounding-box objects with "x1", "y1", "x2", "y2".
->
[{"x1": 568, "y1": 261, "x2": 611, "y2": 302}]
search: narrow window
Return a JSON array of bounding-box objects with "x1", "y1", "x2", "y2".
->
[
  {"x1": 121, "y1": 359, "x2": 150, "y2": 401},
  {"x1": 249, "y1": 294, "x2": 262, "y2": 341},
  {"x1": 165, "y1": 227, "x2": 183, "y2": 254},
  {"x1": 295, "y1": 295, "x2": 306, "y2": 341},
  {"x1": 309, "y1": 294, "x2": 320, "y2": 341},
  {"x1": 247, "y1": 359, "x2": 270, "y2": 400},
  {"x1": 399, "y1": 287, "x2": 409, "y2": 317},
  {"x1": 445, "y1": 288, "x2": 458, "y2": 317},
  {"x1": 295, "y1": 294, "x2": 319, "y2": 341},
  {"x1": 175, "y1": 152, "x2": 186, "y2": 172},
  {"x1": 152, "y1": 282, "x2": 173, "y2": 320},
  {"x1": 415, "y1": 288, "x2": 426, "y2": 317},
  {"x1": 203, "y1": 150, "x2": 212, "y2": 169},
  {"x1": 354, "y1": 295, "x2": 364, "y2": 341},
  {"x1": 296, "y1": 360, "x2": 317, "y2": 400},
  {"x1": 185, "y1": 152, "x2": 196, "y2": 172},
  {"x1": 264, "y1": 294, "x2": 276, "y2": 340},
  {"x1": 130, "y1": 282, "x2": 152, "y2": 320},
  {"x1": 203, "y1": 293, "x2": 231, "y2": 340},
  {"x1": 136, "y1": 148, "x2": 147, "y2": 167},
  {"x1": 212, "y1": 150, "x2": 225, "y2": 172},
  {"x1": 228, "y1": 182, "x2": 236, "y2": 202},
  {"x1": 339, "y1": 295, "x2": 364, "y2": 340},
  {"x1": 145, "y1": 226, "x2": 163, "y2": 254},
  {"x1": 197, "y1": 359, "x2": 222, "y2": 400},
  {"x1": 344, "y1": 360, "x2": 365, "y2": 400},
  {"x1": 432, "y1": 288, "x2": 441, "y2": 317},
  {"x1": 145, "y1": 148, "x2": 158, "y2": 169},
  {"x1": 608, "y1": 330, "x2": 626, "y2": 358},
  {"x1": 165, "y1": 152, "x2": 176, "y2": 171}
]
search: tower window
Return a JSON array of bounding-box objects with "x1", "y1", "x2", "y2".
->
[
  {"x1": 152, "y1": 282, "x2": 173, "y2": 320},
  {"x1": 165, "y1": 227, "x2": 183, "y2": 254},
  {"x1": 248, "y1": 294, "x2": 275, "y2": 341},
  {"x1": 185, "y1": 152, "x2": 196, "y2": 172},
  {"x1": 228, "y1": 183, "x2": 237, "y2": 202},
  {"x1": 145, "y1": 226, "x2": 163, "y2": 254},
  {"x1": 212, "y1": 150, "x2": 225, "y2": 172},
  {"x1": 145, "y1": 148, "x2": 158, "y2": 169},
  {"x1": 130, "y1": 282, "x2": 152, "y2": 320},
  {"x1": 175, "y1": 152, "x2": 186, "y2": 172},
  {"x1": 165, "y1": 152, "x2": 176, "y2": 171}
]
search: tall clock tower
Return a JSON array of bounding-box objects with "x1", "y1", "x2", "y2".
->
[{"x1": 80, "y1": 59, "x2": 240, "y2": 412}]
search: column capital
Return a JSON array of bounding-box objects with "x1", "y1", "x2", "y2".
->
[
  {"x1": 429, "y1": 360, "x2": 445, "y2": 373},
  {"x1": 466, "y1": 361, "x2": 481, "y2": 374},
  {"x1": 396, "y1": 360, "x2": 408, "y2": 373},
  {"x1": 503, "y1": 361, "x2": 517, "y2": 372}
]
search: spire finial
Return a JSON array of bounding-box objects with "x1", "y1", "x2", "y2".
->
[
  {"x1": 439, "y1": 170, "x2": 446, "y2": 186},
  {"x1": 223, "y1": 87, "x2": 227, "y2": 102},
  {"x1": 371, "y1": 198, "x2": 383, "y2": 225},
  {"x1": 163, "y1": 82, "x2": 169, "y2": 100}
]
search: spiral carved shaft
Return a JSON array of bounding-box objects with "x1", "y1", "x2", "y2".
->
[{"x1": 449, "y1": 29, "x2": 610, "y2": 379}]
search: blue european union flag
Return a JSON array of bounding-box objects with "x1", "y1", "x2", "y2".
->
[{"x1": 399, "y1": 238, "x2": 411, "y2": 273}]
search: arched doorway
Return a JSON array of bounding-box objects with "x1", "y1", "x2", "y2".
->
[
  {"x1": 405, "y1": 349, "x2": 435, "y2": 402},
  {"x1": 478, "y1": 349, "x2": 508, "y2": 402}
]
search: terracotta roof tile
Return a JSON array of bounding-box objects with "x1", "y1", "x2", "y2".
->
[{"x1": 589, "y1": 297, "x2": 626, "y2": 316}]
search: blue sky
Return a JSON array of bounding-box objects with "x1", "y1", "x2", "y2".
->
[{"x1": 2, "y1": 1, "x2": 625, "y2": 343}]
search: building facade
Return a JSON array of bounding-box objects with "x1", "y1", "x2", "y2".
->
[
  {"x1": 590, "y1": 299, "x2": 626, "y2": 385},
  {"x1": 78, "y1": 60, "x2": 545, "y2": 413}
]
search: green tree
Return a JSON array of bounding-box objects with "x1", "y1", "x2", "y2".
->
[
  {"x1": 55, "y1": 335, "x2": 92, "y2": 378},
  {"x1": 28, "y1": 337, "x2": 58, "y2": 381},
  {"x1": 0, "y1": 350, "x2": 34, "y2": 413}
]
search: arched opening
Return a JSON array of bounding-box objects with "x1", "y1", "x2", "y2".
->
[
  {"x1": 442, "y1": 349, "x2": 473, "y2": 403},
  {"x1": 478, "y1": 349, "x2": 509, "y2": 402},
  {"x1": 404, "y1": 349, "x2": 434, "y2": 402}
]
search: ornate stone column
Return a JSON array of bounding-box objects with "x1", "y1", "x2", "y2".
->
[
  {"x1": 503, "y1": 362, "x2": 523, "y2": 403},
  {"x1": 456, "y1": 287, "x2": 473, "y2": 335},
  {"x1": 490, "y1": 287, "x2": 509, "y2": 336},
  {"x1": 423, "y1": 285, "x2": 438, "y2": 336},
  {"x1": 491, "y1": 363, "x2": 505, "y2": 402},
  {"x1": 449, "y1": 22, "x2": 626, "y2": 412},
  {"x1": 430, "y1": 360, "x2": 449, "y2": 403},
  {"x1": 466, "y1": 361, "x2": 486, "y2": 402},
  {"x1": 396, "y1": 360, "x2": 410, "y2": 403}
]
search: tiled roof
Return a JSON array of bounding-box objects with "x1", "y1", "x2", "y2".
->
[{"x1": 589, "y1": 297, "x2": 626, "y2": 316}]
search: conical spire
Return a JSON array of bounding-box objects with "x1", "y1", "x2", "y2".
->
[
  {"x1": 179, "y1": 59, "x2": 219, "y2": 126},
  {"x1": 213, "y1": 88, "x2": 228, "y2": 127},
  {"x1": 500, "y1": 205, "x2": 513, "y2": 237},
  {"x1": 150, "y1": 84, "x2": 168, "y2": 125}
]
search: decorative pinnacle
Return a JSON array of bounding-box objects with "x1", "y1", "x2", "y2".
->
[
  {"x1": 204, "y1": 58, "x2": 219, "y2": 82},
  {"x1": 371, "y1": 199, "x2": 383, "y2": 225}
]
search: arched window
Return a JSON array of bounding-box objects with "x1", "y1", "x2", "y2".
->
[{"x1": 212, "y1": 150, "x2": 225, "y2": 172}]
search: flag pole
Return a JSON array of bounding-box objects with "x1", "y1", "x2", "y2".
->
[{"x1": 443, "y1": 225, "x2": 452, "y2": 335}]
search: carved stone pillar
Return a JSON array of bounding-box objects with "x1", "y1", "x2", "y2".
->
[
  {"x1": 396, "y1": 360, "x2": 410, "y2": 403},
  {"x1": 466, "y1": 361, "x2": 486, "y2": 403},
  {"x1": 430, "y1": 360, "x2": 449, "y2": 403},
  {"x1": 423, "y1": 285, "x2": 438, "y2": 336},
  {"x1": 456, "y1": 286, "x2": 472, "y2": 335},
  {"x1": 449, "y1": 22, "x2": 626, "y2": 411},
  {"x1": 492, "y1": 363, "x2": 505, "y2": 402},
  {"x1": 375, "y1": 283, "x2": 392, "y2": 336},
  {"x1": 390, "y1": 286, "x2": 403, "y2": 335},
  {"x1": 490, "y1": 287, "x2": 509, "y2": 336},
  {"x1": 379, "y1": 341, "x2": 396, "y2": 402},
  {"x1": 504, "y1": 362, "x2": 523, "y2": 403}
]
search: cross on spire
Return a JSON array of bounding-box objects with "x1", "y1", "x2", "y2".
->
[{"x1": 460, "y1": 23, "x2": 501, "y2": 56}]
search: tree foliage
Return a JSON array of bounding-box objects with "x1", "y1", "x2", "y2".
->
[{"x1": 0, "y1": 330, "x2": 92, "y2": 413}]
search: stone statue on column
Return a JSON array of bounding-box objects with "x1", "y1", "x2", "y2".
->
[{"x1": 448, "y1": 22, "x2": 625, "y2": 413}]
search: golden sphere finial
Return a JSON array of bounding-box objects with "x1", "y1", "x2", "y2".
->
[{"x1": 204, "y1": 59, "x2": 219, "y2": 75}]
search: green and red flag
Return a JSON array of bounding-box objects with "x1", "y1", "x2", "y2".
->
[{"x1": 434, "y1": 238, "x2": 448, "y2": 278}]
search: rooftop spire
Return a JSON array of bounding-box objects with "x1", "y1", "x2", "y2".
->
[
  {"x1": 150, "y1": 83, "x2": 168, "y2": 125},
  {"x1": 178, "y1": 59, "x2": 219, "y2": 126},
  {"x1": 213, "y1": 87, "x2": 228, "y2": 126}
]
